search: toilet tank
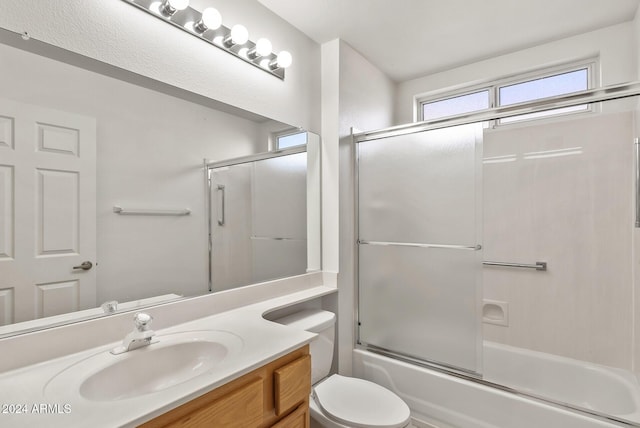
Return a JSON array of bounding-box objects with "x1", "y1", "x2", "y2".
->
[{"x1": 274, "y1": 309, "x2": 336, "y2": 385}]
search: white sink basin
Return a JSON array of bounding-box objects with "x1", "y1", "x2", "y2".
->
[{"x1": 44, "y1": 330, "x2": 244, "y2": 402}]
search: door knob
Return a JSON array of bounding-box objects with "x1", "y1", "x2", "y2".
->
[{"x1": 73, "y1": 261, "x2": 93, "y2": 271}]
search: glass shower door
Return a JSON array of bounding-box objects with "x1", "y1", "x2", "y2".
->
[{"x1": 357, "y1": 123, "x2": 483, "y2": 374}]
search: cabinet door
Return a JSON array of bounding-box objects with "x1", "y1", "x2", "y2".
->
[
  {"x1": 274, "y1": 355, "x2": 311, "y2": 416},
  {"x1": 270, "y1": 405, "x2": 308, "y2": 428},
  {"x1": 164, "y1": 378, "x2": 263, "y2": 428}
]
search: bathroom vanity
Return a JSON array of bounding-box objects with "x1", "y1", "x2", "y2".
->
[
  {"x1": 0, "y1": 273, "x2": 336, "y2": 428},
  {"x1": 141, "y1": 346, "x2": 310, "y2": 428}
]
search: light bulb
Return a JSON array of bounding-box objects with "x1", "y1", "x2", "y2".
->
[
  {"x1": 276, "y1": 50, "x2": 292, "y2": 68},
  {"x1": 194, "y1": 7, "x2": 222, "y2": 33},
  {"x1": 168, "y1": 0, "x2": 189, "y2": 10},
  {"x1": 255, "y1": 38, "x2": 272, "y2": 57},
  {"x1": 260, "y1": 58, "x2": 271, "y2": 69},
  {"x1": 230, "y1": 24, "x2": 249, "y2": 45},
  {"x1": 160, "y1": 0, "x2": 189, "y2": 16},
  {"x1": 201, "y1": 8, "x2": 222, "y2": 30}
]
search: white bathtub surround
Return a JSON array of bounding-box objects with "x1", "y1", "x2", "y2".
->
[
  {"x1": 483, "y1": 111, "x2": 634, "y2": 370},
  {"x1": 353, "y1": 349, "x2": 630, "y2": 428}
]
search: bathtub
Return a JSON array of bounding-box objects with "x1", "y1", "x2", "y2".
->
[
  {"x1": 353, "y1": 344, "x2": 640, "y2": 428},
  {"x1": 483, "y1": 341, "x2": 640, "y2": 422}
]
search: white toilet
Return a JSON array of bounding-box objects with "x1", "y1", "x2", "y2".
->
[{"x1": 275, "y1": 309, "x2": 411, "y2": 428}]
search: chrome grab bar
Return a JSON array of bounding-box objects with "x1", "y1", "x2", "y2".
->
[{"x1": 483, "y1": 261, "x2": 547, "y2": 271}]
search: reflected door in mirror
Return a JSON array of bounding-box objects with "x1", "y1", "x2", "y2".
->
[{"x1": 0, "y1": 97, "x2": 97, "y2": 324}]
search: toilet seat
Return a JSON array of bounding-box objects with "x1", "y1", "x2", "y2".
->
[{"x1": 313, "y1": 374, "x2": 411, "y2": 428}]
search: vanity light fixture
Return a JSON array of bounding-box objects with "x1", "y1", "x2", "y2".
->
[{"x1": 121, "y1": 0, "x2": 292, "y2": 79}]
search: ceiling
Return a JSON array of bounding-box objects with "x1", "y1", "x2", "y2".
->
[{"x1": 257, "y1": 0, "x2": 640, "y2": 82}]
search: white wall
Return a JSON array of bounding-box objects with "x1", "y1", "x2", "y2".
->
[
  {"x1": 396, "y1": 22, "x2": 637, "y2": 124},
  {"x1": 320, "y1": 39, "x2": 341, "y2": 277},
  {"x1": 0, "y1": 0, "x2": 321, "y2": 133},
  {"x1": 0, "y1": 42, "x2": 265, "y2": 306},
  {"x1": 319, "y1": 39, "x2": 396, "y2": 374}
]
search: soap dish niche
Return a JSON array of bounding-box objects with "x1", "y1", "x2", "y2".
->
[{"x1": 482, "y1": 299, "x2": 509, "y2": 327}]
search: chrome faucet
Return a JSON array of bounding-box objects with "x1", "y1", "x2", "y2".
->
[
  {"x1": 110, "y1": 313, "x2": 158, "y2": 355},
  {"x1": 101, "y1": 300, "x2": 118, "y2": 314}
]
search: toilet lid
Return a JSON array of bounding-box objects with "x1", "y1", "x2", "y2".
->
[{"x1": 313, "y1": 375, "x2": 411, "y2": 428}]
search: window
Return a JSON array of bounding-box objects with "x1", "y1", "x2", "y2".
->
[
  {"x1": 416, "y1": 61, "x2": 595, "y2": 124},
  {"x1": 422, "y1": 90, "x2": 490, "y2": 122},
  {"x1": 274, "y1": 130, "x2": 307, "y2": 150},
  {"x1": 498, "y1": 68, "x2": 588, "y2": 106},
  {"x1": 497, "y1": 68, "x2": 589, "y2": 124}
]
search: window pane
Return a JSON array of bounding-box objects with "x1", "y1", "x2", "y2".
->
[
  {"x1": 277, "y1": 131, "x2": 307, "y2": 149},
  {"x1": 499, "y1": 68, "x2": 588, "y2": 106},
  {"x1": 422, "y1": 90, "x2": 490, "y2": 121}
]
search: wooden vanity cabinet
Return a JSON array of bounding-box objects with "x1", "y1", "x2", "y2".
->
[{"x1": 139, "y1": 345, "x2": 311, "y2": 428}]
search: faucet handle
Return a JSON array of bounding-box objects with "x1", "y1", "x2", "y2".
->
[
  {"x1": 101, "y1": 300, "x2": 118, "y2": 314},
  {"x1": 133, "y1": 313, "x2": 153, "y2": 331}
]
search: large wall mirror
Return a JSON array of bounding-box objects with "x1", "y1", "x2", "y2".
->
[{"x1": 0, "y1": 29, "x2": 321, "y2": 337}]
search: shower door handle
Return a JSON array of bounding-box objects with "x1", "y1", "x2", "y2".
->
[
  {"x1": 217, "y1": 184, "x2": 225, "y2": 226},
  {"x1": 633, "y1": 138, "x2": 640, "y2": 227}
]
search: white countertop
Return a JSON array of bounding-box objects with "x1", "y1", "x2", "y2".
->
[{"x1": 0, "y1": 276, "x2": 337, "y2": 427}]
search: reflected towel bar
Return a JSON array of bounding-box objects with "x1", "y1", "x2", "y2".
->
[
  {"x1": 483, "y1": 261, "x2": 547, "y2": 271},
  {"x1": 113, "y1": 206, "x2": 191, "y2": 216}
]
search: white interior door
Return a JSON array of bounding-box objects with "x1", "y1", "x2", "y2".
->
[{"x1": 0, "y1": 97, "x2": 96, "y2": 325}]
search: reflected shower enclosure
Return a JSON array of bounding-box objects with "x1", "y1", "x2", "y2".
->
[{"x1": 206, "y1": 139, "x2": 320, "y2": 292}]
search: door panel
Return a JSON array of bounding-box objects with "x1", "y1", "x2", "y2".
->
[
  {"x1": 0, "y1": 165, "x2": 13, "y2": 259},
  {"x1": 36, "y1": 123, "x2": 79, "y2": 155},
  {"x1": 35, "y1": 280, "x2": 79, "y2": 318},
  {"x1": 0, "y1": 116, "x2": 13, "y2": 149},
  {"x1": 36, "y1": 169, "x2": 79, "y2": 255}
]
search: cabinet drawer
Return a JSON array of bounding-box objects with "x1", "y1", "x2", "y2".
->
[
  {"x1": 274, "y1": 355, "x2": 311, "y2": 416},
  {"x1": 164, "y1": 378, "x2": 263, "y2": 428},
  {"x1": 270, "y1": 404, "x2": 307, "y2": 428}
]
